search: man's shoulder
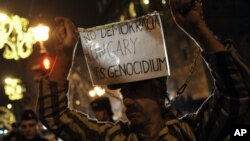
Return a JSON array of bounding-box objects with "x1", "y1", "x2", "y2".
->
[
  {"x1": 163, "y1": 116, "x2": 197, "y2": 140},
  {"x1": 179, "y1": 113, "x2": 198, "y2": 128}
]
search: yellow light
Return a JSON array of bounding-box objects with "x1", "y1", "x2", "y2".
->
[
  {"x1": 143, "y1": 0, "x2": 150, "y2": 5},
  {"x1": 162, "y1": 0, "x2": 166, "y2": 4},
  {"x1": 89, "y1": 90, "x2": 96, "y2": 97},
  {"x1": 43, "y1": 57, "x2": 50, "y2": 70},
  {"x1": 129, "y1": 2, "x2": 137, "y2": 18},
  {"x1": 75, "y1": 100, "x2": 80, "y2": 105},
  {"x1": 32, "y1": 24, "x2": 50, "y2": 41},
  {"x1": 120, "y1": 15, "x2": 125, "y2": 21},
  {"x1": 4, "y1": 77, "x2": 13, "y2": 84},
  {"x1": 0, "y1": 13, "x2": 37, "y2": 60},
  {"x1": 94, "y1": 86, "x2": 105, "y2": 96},
  {"x1": 0, "y1": 13, "x2": 7, "y2": 21},
  {"x1": 4, "y1": 77, "x2": 24, "y2": 100},
  {"x1": 7, "y1": 104, "x2": 12, "y2": 109}
]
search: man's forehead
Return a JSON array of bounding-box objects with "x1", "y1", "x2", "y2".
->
[
  {"x1": 21, "y1": 119, "x2": 37, "y2": 125},
  {"x1": 108, "y1": 77, "x2": 167, "y2": 90}
]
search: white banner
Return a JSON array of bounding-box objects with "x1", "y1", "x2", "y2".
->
[{"x1": 78, "y1": 12, "x2": 170, "y2": 85}]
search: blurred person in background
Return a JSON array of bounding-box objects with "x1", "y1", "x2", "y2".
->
[
  {"x1": 90, "y1": 97, "x2": 114, "y2": 122},
  {"x1": 2, "y1": 122, "x2": 22, "y2": 141},
  {"x1": 19, "y1": 110, "x2": 48, "y2": 141}
]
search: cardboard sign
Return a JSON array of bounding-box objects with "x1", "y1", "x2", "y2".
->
[{"x1": 78, "y1": 12, "x2": 170, "y2": 85}]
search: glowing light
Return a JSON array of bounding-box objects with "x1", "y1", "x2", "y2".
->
[
  {"x1": 162, "y1": 0, "x2": 166, "y2": 4},
  {"x1": 43, "y1": 125, "x2": 47, "y2": 130},
  {"x1": 4, "y1": 77, "x2": 13, "y2": 84},
  {"x1": 7, "y1": 104, "x2": 12, "y2": 109},
  {"x1": 89, "y1": 90, "x2": 96, "y2": 97},
  {"x1": 94, "y1": 86, "x2": 105, "y2": 96},
  {"x1": 43, "y1": 57, "x2": 51, "y2": 70},
  {"x1": 0, "y1": 12, "x2": 49, "y2": 60},
  {"x1": 0, "y1": 13, "x2": 7, "y2": 21},
  {"x1": 143, "y1": 0, "x2": 150, "y2": 5},
  {"x1": 32, "y1": 24, "x2": 50, "y2": 41},
  {"x1": 75, "y1": 100, "x2": 80, "y2": 105},
  {"x1": 89, "y1": 86, "x2": 106, "y2": 97},
  {"x1": 120, "y1": 15, "x2": 125, "y2": 21},
  {"x1": 4, "y1": 77, "x2": 24, "y2": 100},
  {"x1": 129, "y1": 2, "x2": 137, "y2": 18}
]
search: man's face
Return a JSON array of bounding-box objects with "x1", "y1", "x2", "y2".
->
[
  {"x1": 121, "y1": 80, "x2": 162, "y2": 127},
  {"x1": 20, "y1": 120, "x2": 38, "y2": 140},
  {"x1": 94, "y1": 109, "x2": 110, "y2": 121}
]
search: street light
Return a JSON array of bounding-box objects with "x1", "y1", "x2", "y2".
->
[
  {"x1": 88, "y1": 86, "x2": 106, "y2": 97},
  {"x1": 31, "y1": 24, "x2": 50, "y2": 53},
  {"x1": 143, "y1": 0, "x2": 150, "y2": 5},
  {"x1": 0, "y1": 13, "x2": 7, "y2": 21},
  {"x1": 162, "y1": 0, "x2": 166, "y2": 4},
  {"x1": 7, "y1": 104, "x2": 12, "y2": 109},
  {"x1": 32, "y1": 24, "x2": 50, "y2": 42},
  {"x1": 89, "y1": 90, "x2": 96, "y2": 97},
  {"x1": 94, "y1": 86, "x2": 105, "y2": 96}
]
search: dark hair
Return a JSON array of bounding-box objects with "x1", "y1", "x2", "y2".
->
[{"x1": 21, "y1": 110, "x2": 38, "y2": 122}]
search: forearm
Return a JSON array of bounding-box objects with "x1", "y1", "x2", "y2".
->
[
  {"x1": 191, "y1": 21, "x2": 225, "y2": 53},
  {"x1": 49, "y1": 54, "x2": 73, "y2": 82}
]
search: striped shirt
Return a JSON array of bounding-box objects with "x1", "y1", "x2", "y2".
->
[{"x1": 37, "y1": 42, "x2": 250, "y2": 141}]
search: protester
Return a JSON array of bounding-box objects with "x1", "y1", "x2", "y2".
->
[
  {"x1": 2, "y1": 122, "x2": 22, "y2": 141},
  {"x1": 20, "y1": 110, "x2": 48, "y2": 141},
  {"x1": 90, "y1": 97, "x2": 114, "y2": 122},
  {"x1": 37, "y1": 0, "x2": 250, "y2": 140}
]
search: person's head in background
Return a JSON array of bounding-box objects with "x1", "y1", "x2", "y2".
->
[
  {"x1": 20, "y1": 109, "x2": 40, "y2": 140},
  {"x1": 90, "y1": 97, "x2": 114, "y2": 122}
]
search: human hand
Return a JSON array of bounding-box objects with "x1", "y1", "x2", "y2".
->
[
  {"x1": 169, "y1": 0, "x2": 204, "y2": 36},
  {"x1": 53, "y1": 17, "x2": 78, "y2": 57}
]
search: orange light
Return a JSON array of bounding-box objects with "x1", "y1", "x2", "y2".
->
[{"x1": 43, "y1": 57, "x2": 50, "y2": 70}]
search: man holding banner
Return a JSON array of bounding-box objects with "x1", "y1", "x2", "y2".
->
[{"x1": 37, "y1": 0, "x2": 250, "y2": 141}]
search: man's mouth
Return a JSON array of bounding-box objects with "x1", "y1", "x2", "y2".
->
[{"x1": 126, "y1": 108, "x2": 141, "y2": 118}]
